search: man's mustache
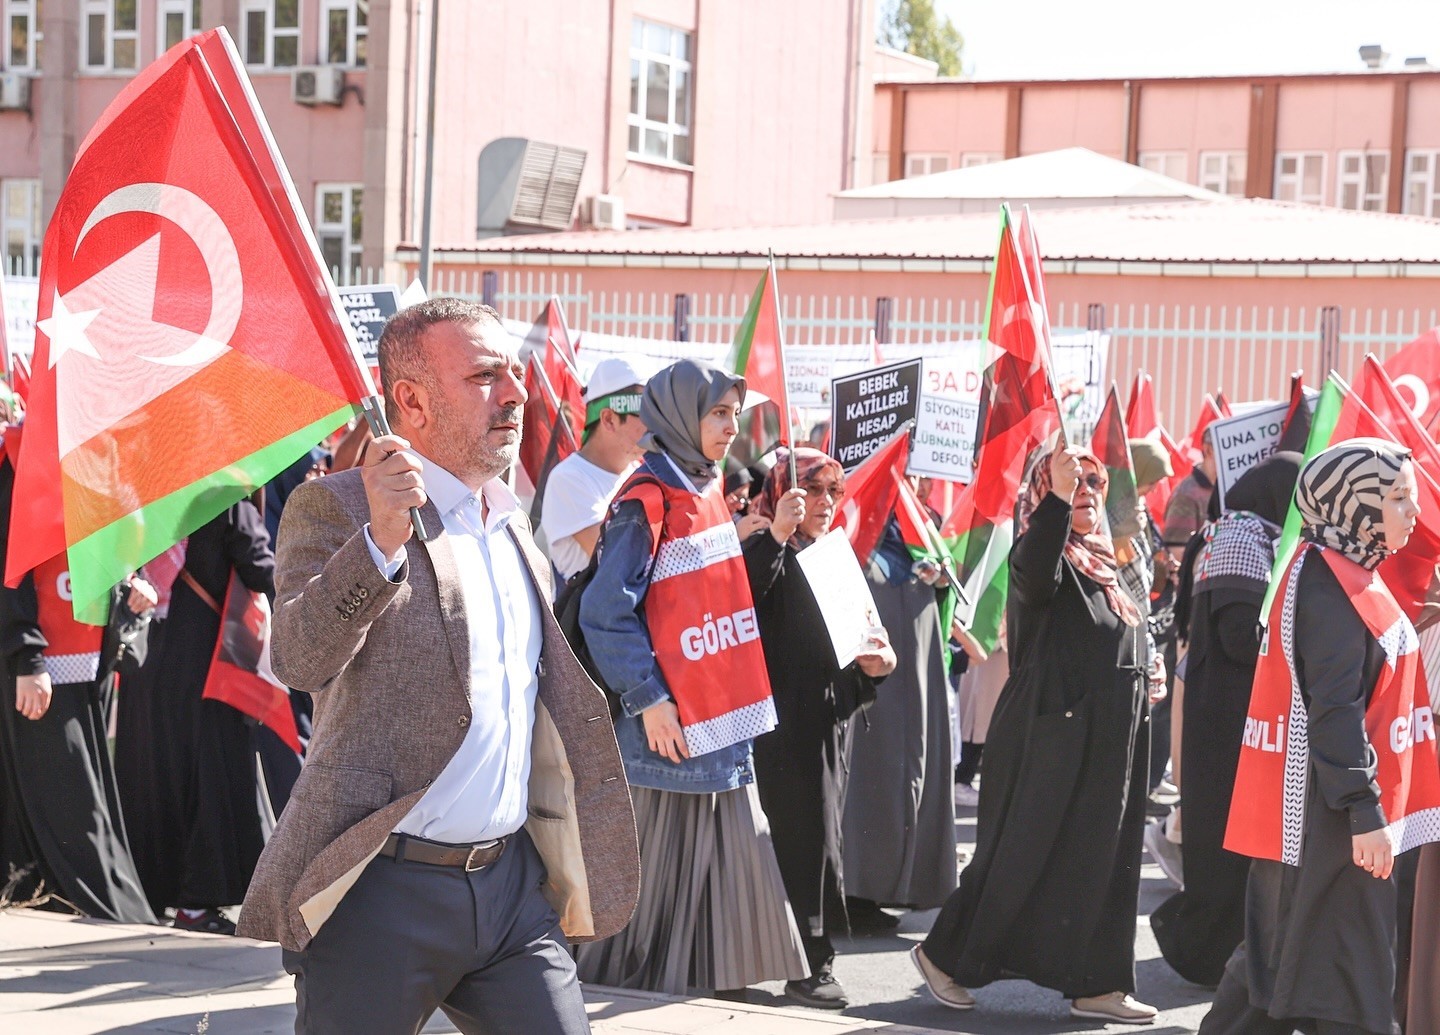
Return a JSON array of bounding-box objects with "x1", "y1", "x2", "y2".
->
[{"x1": 491, "y1": 407, "x2": 522, "y2": 428}]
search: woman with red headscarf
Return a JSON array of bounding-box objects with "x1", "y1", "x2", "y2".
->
[
  {"x1": 912, "y1": 446, "x2": 1160, "y2": 1025},
  {"x1": 745, "y1": 447, "x2": 896, "y2": 1010}
]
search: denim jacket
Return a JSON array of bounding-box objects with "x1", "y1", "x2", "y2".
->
[{"x1": 577, "y1": 452, "x2": 755, "y2": 793}]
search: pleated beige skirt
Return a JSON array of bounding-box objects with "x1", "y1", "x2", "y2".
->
[{"x1": 575, "y1": 781, "x2": 809, "y2": 995}]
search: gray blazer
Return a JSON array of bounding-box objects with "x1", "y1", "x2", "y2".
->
[{"x1": 237, "y1": 470, "x2": 639, "y2": 952}]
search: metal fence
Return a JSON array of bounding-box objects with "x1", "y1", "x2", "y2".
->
[{"x1": 413, "y1": 268, "x2": 1435, "y2": 433}]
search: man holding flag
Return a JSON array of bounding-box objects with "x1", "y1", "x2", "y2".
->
[{"x1": 240, "y1": 299, "x2": 638, "y2": 1034}]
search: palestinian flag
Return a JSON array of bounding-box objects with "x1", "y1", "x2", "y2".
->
[
  {"x1": 727, "y1": 258, "x2": 792, "y2": 442},
  {"x1": 1092, "y1": 383, "x2": 1139, "y2": 540},
  {"x1": 6, "y1": 29, "x2": 372, "y2": 622}
]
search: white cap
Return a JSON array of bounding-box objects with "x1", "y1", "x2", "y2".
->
[{"x1": 583, "y1": 356, "x2": 649, "y2": 402}]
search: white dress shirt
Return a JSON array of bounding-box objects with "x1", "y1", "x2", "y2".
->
[{"x1": 365, "y1": 455, "x2": 543, "y2": 844}]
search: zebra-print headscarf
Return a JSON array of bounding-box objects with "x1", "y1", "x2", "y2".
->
[{"x1": 1296, "y1": 437, "x2": 1412, "y2": 571}]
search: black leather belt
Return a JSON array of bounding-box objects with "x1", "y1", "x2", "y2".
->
[{"x1": 380, "y1": 832, "x2": 508, "y2": 872}]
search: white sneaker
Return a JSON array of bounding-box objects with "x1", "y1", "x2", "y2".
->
[
  {"x1": 1143, "y1": 819, "x2": 1184, "y2": 890},
  {"x1": 953, "y1": 783, "x2": 980, "y2": 808},
  {"x1": 909, "y1": 945, "x2": 976, "y2": 1010},
  {"x1": 1071, "y1": 992, "x2": 1158, "y2": 1024}
]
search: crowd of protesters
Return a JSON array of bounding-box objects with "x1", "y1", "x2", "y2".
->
[{"x1": 2, "y1": 300, "x2": 1437, "y2": 1034}]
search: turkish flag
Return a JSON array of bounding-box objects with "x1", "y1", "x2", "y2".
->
[
  {"x1": 831, "y1": 425, "x2": 910, "y2": 566},
  {"x1": 1383, "y1": 327, "x2": 1440, "y2": 433},
  {"x1": 524, "y1": 297, "x2": 584, "y2": 446},
  {"x1": 7, "y1": 28, "x2": 369, "y2": 621},
  {"x1": 1125, "y1": 371, "x2": 1192, "y2": 520}
]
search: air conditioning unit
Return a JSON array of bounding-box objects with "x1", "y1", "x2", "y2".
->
[
  {"x1": 587, "y1": 194, "x2": 625, "y2": 231},
  {"x1": 0, "y1": 72, "x2": 30, "y2": 112},
  {"x1": 291, "y1": 66, "x2": 345, "y2": 106}
]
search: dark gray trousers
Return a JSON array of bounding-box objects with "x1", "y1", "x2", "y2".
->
[{"x1": 282, "y1": 829, "x2": 588, "y2": 1035}]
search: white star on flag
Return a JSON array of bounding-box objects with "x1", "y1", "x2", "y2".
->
[{"x1": 38, "y1": 292, "x2": 103, "y2": 368}]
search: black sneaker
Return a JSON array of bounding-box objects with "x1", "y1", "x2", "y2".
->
[
  {"x1": 784, "y1": 972, "x2": 849, "y2": 1010},
  {"x1": 845, "y1": 897, "x2": 901, "y2": 935},
  {"x1": 172, "y1": 908, "x2": 236, "y2": 935}
]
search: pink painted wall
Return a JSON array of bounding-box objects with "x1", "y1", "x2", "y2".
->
[
  {"x1": 1017, "y1": 83, "x2": 1128, "y2": 158},
  {"x1": 1406, "y1": 79, "x2": 1440, "y2": 147},
  {"x1": 1274, "y1": 79, "x2": 1394, "y2": 151},
  {"x1": 906, "y1": 85, "x2": 1007, "y2": 161},
  {"x1": 1136, "y1": 82, "x2": 1249, "y2": 153}
]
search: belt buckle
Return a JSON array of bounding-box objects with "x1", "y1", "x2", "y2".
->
[{"x1": 464, "y1": 842, "x2": 492, "y2": 872}]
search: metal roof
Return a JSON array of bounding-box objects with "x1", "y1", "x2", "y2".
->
[
  {"x1": 835, "y1": 148, "x2": 1224, "y2": 202},
  {"x1": 409, "y1": 199, "x2": 1440, "y2": 275}
]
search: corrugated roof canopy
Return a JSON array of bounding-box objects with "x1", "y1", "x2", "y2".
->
[
  {"x1": 836, "y1": 147, "x2": 1225, "y2": 202},
  {"x1": 420, "y1": 199, "x2": 1440, "y2": 267}
]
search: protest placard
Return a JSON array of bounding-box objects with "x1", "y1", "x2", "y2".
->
[
  {"x1": 909, "y1": 349, "x2": 987, "y2": 481},
  {"x1": 336, "y1": 284, "x2": 401, "y2": 371},
  {"x1": 1211, "y1": 400, "x2": 1290, "y2": 508},
  {"x1": 829, "y1": 358, "x2": 922, "y2": 470}
]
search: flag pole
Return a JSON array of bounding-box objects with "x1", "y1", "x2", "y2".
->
[
  {"x1": 769, "y1": 249, "x2": 797, "y2": 489},
  {"x1": 360, "y1": 396, "x2": 430, "y2": 542}
]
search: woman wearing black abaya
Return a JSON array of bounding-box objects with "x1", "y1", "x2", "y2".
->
[
  {"x1": 912, "y1": 446, "x2": 1160, "y2": 1025},
  {"x1": 0, "y1": 438, "x2": 156, "y2": 924},
  {"x1": 1151, "y1": 451, "x2": 1301, "y2": 987},
  {"x1": 745, "y1": 448, "x2": 896, "y2": 1009},
  {"x1": 114, "y1": 501, "x2": 275, "y2": 932}
]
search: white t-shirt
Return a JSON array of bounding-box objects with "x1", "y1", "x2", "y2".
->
[{"x1": 540, "y1": 453, "x2": 636, "y2": 581}]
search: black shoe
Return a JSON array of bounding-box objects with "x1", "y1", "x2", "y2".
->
[
  {"x1": 785, "y1": 973, "x2": 849, "y2": 1010},
  {"x1": 172, "y1": 908, "x2": 236, "y2": 935},
  {"x1": 845, "y1": 897, "x2": 900, "y2": 935}
]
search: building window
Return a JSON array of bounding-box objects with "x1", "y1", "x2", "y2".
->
[
  {"x1": 628, "y1": 19, "x2": 693, "y2": 166},
  {"x1": 3, "y1": 178, "x2": 39, "y2": 275},
  {"x1": 1274, "y1": 152, "x2": 1325, "y2": 205},
  {"x1": 960, "y1": 152, "x2": 1001, "y2": 168},
  {"x1": 7, "y1": 0, "x2": 38, "y2": 71},
  {"x1": 83, "y1": 0, "x2": 138, "y2": 73},
  {"x1": 1198, "y1": 151, "x2": 1246, "y2": 196},
  {"x1": 904, "y1": 152, "x2": 949, "y2": 178},
  {"x1": 316, "y1": 184, "x2": 362, "y2": 284},
  {"x1": 158, "y1": 0, "x2": 201, "y2": 53},
  {"x1": 243, "y1": 0, "x2": 298, "y2": 69},
  {"x1": 1139, "y1": 151, "x2": 1186, "y2": 181},
  {"x1": 1403, "y1": 150, "x2": 1440, "y2": 217},
  {"x1": 1336, "y1": 150, "x2": 1388, "y2": 212},
  {"x1": 323, "y1": 0, "x2": 367, "y2": 67}
]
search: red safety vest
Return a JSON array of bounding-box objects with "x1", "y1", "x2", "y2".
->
[
  {"x1": 4, "y1": 426, "x2": 101, "y2": 681},
  {"x1": 622, "y1": 468, "x2": 777, "y2": 758},
  {"x1": 1226, "y1": 543, "x2": 1440, "y2": 863}
]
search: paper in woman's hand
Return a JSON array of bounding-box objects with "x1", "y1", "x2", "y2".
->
[{"x1": 794, "y1": 530, "x2": 884, "y2": 669}]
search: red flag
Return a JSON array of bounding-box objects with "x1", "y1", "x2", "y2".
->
[
  {"x1": 1181, "y1": 393, "x2": 1227, "y2": 466},
  {"x1": 6, "y1": 29, "x2": 371, "y2": 623},
  {"x1": 1125, "y1": 371, "x2": 1157, "y2": 439},
  {"x1": 831, "y1": 424, "x2": 910, "y2": 566},
  {"x1": 519, "y1": 356, "x2": 578, "y2": 500},
  {"x1": 9, "y1": 353, "x2": 28, "y2": 406},
  {"x1": 1015, "y1": 206, "x2": 1054, "y2": 362},
  {"x1": 1382, "y1": 327, "x2": 1440, "y2": 433},
  {"x1": 202, "y1": 573, "x2": 301, "y2": 753},
  {"x1": 524, "y1": 297, "x2": 584, "y2": 446},
  {"x1": 1125, "y1": 371, "x2": 1191, "y2": 519},
  {"x1": 1337, "y1": 356, "x2": 1440, "y2": 617}
]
